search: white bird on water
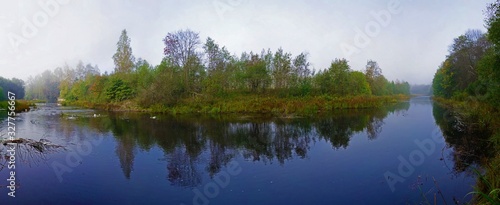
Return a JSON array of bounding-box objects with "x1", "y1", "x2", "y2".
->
[{"x1": 150, "y1": 116, "x2": 157, "y2": 119}]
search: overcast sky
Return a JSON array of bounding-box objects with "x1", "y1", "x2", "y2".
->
[{"x1": 0, "y1": 0, "x2": 491, "y2": 84}]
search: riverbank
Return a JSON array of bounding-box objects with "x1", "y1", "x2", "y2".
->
[
  {"x1": 63, "y1": 94, "x2": 410, "y2": 116},
  {"x1": 432, "y1": 97, "x2": 500, "y2": 204},
  {"x1": 0, "y1": 100, "x2": 34, "y2": 113},
  {"x1": 432, "y1": 97, "x2": 500, "y2": 140}
]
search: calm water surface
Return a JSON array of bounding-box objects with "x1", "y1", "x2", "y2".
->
[{"x1": 0, "y1": 97, "x2": 481, "y2": 204}]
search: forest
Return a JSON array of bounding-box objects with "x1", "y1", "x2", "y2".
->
[
  {"x1": 431, "y1": 1, "x2": 500, "y2": 107},
  {"x1": 20, "y1": 29, "x2": 410, "y2": 114},
  {"x1": 432, "y1": 1, "x2": 500, "y2": 203},
  {"x1": 0, "y1": 77, "x2": 26, "y2": 111},
  {"x1": 0, "y1": 77, "x2": 25, "y2": 101}
]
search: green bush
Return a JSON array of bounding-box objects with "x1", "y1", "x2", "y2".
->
[{"x1": 105, "y1": 79, "x2": 134, "y2": 102}]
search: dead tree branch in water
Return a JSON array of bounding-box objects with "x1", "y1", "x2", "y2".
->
[{"x1": 0, "y1": 138, "x2": 66, "y2": 167}]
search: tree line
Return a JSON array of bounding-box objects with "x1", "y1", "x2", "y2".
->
[
  {"x1": 0, "y1": 77, "x2": 25, "y2": 101},
  {"x1": 431, "y1": 2, "x2": 500, "y2": 204},
  {"x1": 25, "y1": 29, "x2": 410, "y2": 106},
  {"x1": 432, "y1": 2, "x2": 500, "y2": 108},
  {"x1": 24, "y1": 62, "x2": 100, "y2": 102}
]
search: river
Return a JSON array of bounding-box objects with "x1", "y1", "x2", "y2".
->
[{"x1": 0, "y1": 96, "x2": 481, "y2": 204}]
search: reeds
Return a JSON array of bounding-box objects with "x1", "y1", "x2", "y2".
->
[
  {"x1": 155, "y1": 94, "x2": 410, "y2": 116},
  {"x1": 0, "y1": 100, "x2": 33, "y2": 112},
  {"x1": 469, "y1": 155, "x2": 500, "y2": 204},
  {"x1": 434, "y1": 97, "x2": 500, "y2": 204}
]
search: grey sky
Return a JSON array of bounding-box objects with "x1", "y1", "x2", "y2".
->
[{"x1": 0, "y1": 0, "x2": 491, "y2": 84}]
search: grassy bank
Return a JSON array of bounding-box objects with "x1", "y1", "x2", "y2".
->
[
  {"x1": 64, "y1": 94, "x2": 410, "y2": 116},
  {"x1": 0, "y1": 100, "x2": 34, "y2": 113},
  {"x1": 433, "y1": 97, "x2": 500, "y2": 204}
]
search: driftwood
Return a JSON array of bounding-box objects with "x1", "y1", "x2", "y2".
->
[
  {"x1": 1, "y1": 138, "x2": 66, "y2": 170},
  {"x1": 2, "y1": 138, "x2": 65, "y2": 153}
]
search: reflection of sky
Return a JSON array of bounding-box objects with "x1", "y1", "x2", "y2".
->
[
  {"x1": 0, "y1": 99, "x2": 475, "y2": 204},
  {"x1": 250, "y1": 96, "x2": 471, "y2": 205}
]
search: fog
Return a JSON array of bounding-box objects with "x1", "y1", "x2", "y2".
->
[{"x1": 0, "y1": 0, "x2": 490, "y2": 84}]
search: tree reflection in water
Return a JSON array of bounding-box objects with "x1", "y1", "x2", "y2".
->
[
  {"x1": 432, "y1": 103, "x2": 493, "y2": 174},
  {"x1": 65, "y1": 102, "x2": 410, "y2": 187}
]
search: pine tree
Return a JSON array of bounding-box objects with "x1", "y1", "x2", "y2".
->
[{"x1": 112, "y1": 29, "x2": 135, "y2": 74}]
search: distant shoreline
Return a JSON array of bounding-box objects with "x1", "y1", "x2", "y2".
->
[{"x1": 61, "y1": 94, "x2": 410, "y2": 116}]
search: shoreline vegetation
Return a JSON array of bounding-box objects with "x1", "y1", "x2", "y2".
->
[
  {"x1": 0, "y1": 100, "x2": 33, "y2": 113},
  {"x1": 432, "y1": 97, "x2": 500, "y2": 204},
  {"x1": 22, "y1": 29, "x2": 411, "y2": 118},
  {"x1": 63, "y1": 94, "x2": 410, "y2": 115},
  {"x1": 430, "y1": 1, "x2": 500, "y2": 203},
  {"x1": 0, "y1": 0, "x2": 497, "y2": 203}
]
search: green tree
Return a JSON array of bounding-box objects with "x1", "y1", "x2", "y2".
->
[
  {"x1": 58, "y1": 64, "x2": 76, "y2": 100},
  {"x1": 244, "y1": 54, "x2": 270, "y2": 93},
  {"x1": 163, "y1": 29, "x2": 203, "y2": 94},
  {"x1": 314, "y1": 69, "x2": 333, "y2": 95},
  {"x1": 431, "y1": 30, "x2": 491, "y2": 100},
  {"x1": 139, "y1": 59, "x2": 186, "y2": 107},
  {"x1": 203, "y1": 37, "x2": 232, "y2": 96},
  {"x1": 329, "y1": 58, "x2": 351, "y2": 95},
  {"x1": 0, "y1": 77, "x2": 25, "y2": 99},
  {"x1": 135, "y1": 58, "x2": 154, "y2": 91},
  {"x1": 289, "y1": 52, "x2": 312, "y2": 96},
  {"x1": 347, "y1": 71, "x2": 371, "y2": 96},
  {"x1": 272, "y1": 48, "x2": 292, "y2": 90},
  {"x1": 432, "y1": 60, "x2": 454, "y2": 98},
  {"x1": 292, "y1": 52, "x2": 311, "y2": 79},
  {"x1": 476, "y1": 49, "x2": 500, "y2": 107},
  {"x1": 113, "y1": 29, "x2": 136, "y2": 74},
  {"x1": 365, "y1": 60, "x2": 389, "y2": 95},
  {"x1": 486, "y1": 1, "x2": 500, "y2": 46},
  {"x1": 480, "y1": 1, "x2": 500, "y2": 107},
  {"x1": 87, "y1": 75, "x2": 108, "y2": 103},
  {"x1": 447, "y1": 30, "x2": 490, "y2": 92},
  {"x1": 106, "y1": 78, "x2": 133, "y2": 102}
]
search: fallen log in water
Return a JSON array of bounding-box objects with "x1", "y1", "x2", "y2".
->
[{"x1": 1, "y1": 138, "x2": 65, "y2": 153}]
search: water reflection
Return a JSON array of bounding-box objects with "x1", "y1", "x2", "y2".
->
[
  {"x1": 57, "y1": 102, "x2": 409, "y2": 187},
  {"x1": 0, "y1": 102, "x2": 409, "y2": 188},
  {"x1": 0, "y1": 99, "x2": 486, "y2": 204},
  {"x1": 432, "y1": 103, "x2": 493, "y2": 174}
]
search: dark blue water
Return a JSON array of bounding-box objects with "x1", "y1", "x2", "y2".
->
[{"x1": 0, "y1": 97, "x2": 479, "y2": 204}]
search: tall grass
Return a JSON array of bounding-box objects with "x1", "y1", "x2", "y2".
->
[
  {"x1": 161, "y1": 94, "x2": 409, "y2": 116},
  {"x1": 63, "y1": 94, "x2": 410, "y2": 116},
  {"x1": 470, "y1": 155, "x2": 500, "y2": 204},
  {"x1": 0, "y1": 100, "x2": 32, "y2": 112},
  {"x1": 434, "y1": 97, "x2": 500, "y2": 204}
]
